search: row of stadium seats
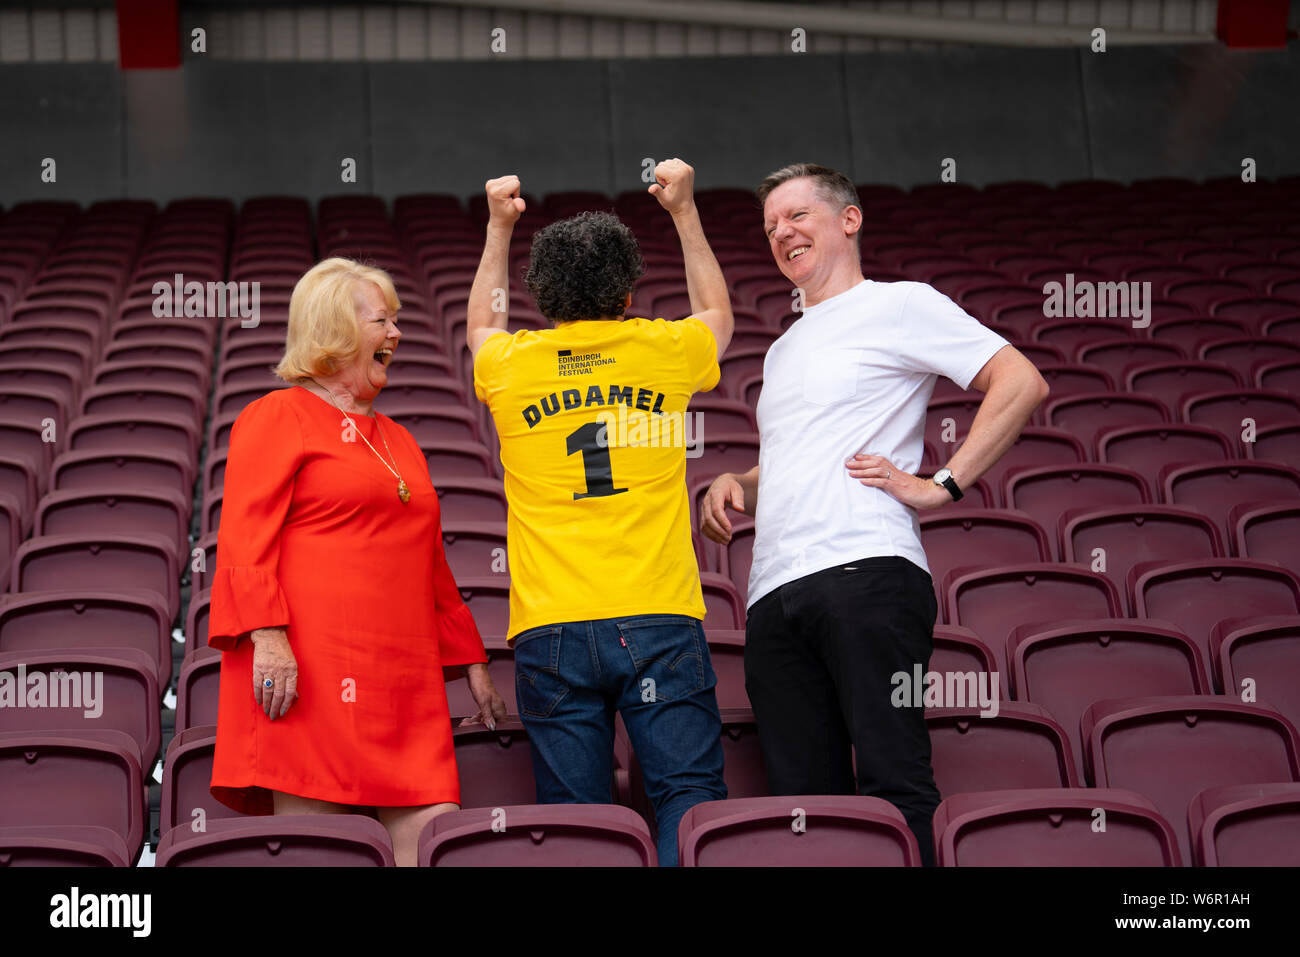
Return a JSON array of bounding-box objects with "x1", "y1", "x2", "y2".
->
[{"x1": 2, "y1": 175, "x2": 1298, "y2": 864}]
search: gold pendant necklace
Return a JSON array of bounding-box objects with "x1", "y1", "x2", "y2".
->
[{"x1": 314, "y1": 381, "x2": 411, "y2": 504}]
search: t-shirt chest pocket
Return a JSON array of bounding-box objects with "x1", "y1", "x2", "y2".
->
[{"x1": 801, "y1": 348, "x2": 862, "y2": 406}]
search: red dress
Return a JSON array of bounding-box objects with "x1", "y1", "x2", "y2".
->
[{"x1": 207, "y1": 385, "x2": 487, "y2": 814}]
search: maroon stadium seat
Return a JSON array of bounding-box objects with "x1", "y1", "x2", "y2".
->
[
  {"x1": 453, "y1": 719, "x2": 538, "y2": 809},
  {"x1": 1082, "y1": 695, "x2": 1300, "y2": 864},
  {"x1": 159, "y1": 725, "x2": 246, "y2": 837},
  {"x1": 1189, "y1": 782, "x2": 1300, "y2": 866},
  {"x1": 0, "y1": 729, "x2": 146, "y2": 864},
  {"x1": 0, "y1": 649, "x2": 160, "y2": 769},
  {"x1": 156, "y1": 814, "x2": 395, "y2": 866},
  {"x1": 1008, "y1": 618, "x2": 1208, "y2": 778},
  {"x1": 678, "y1": 795, "x2": 921, "y2": 867},
  {"x1": 1248, "y1": 423, "x2": 1300, "y2": 470},
  {"x1": 420, "y1": 804, "x2": 656, "y2": 866},
  {"x1": 1210, "y1": 616, "x2": 1300, "y2": 732},
  {"x1": 946, "y1": 563, "x2": 1121, "y2": 673},
  {"x1": 1123, "y1": 361, "x2": 1242, "y2": 413},
  {"x1": 11, "y1": 533, "x2": 180, "y2": 620},
  {"x1": 1159, "y1": 459, "x2": 1300, "y2": 539},
  {"x1": 1096, "y1": 423, "x2": 1233, "y2": 478},
  {"x1": 933, "y1": 788, "x2": 1181, "y2": 866},
  {"x1": 1003, "y1": 465, "x2": 1150, "y2": 548},
  {"x1": 0, "y1": 589, "x2": 172, "y2": 688},
  {"x1": 1130, "y1": 558, "x2": 1300, "y2": 687},
  {"x1": 927, "y1": 702, "x2": 1079, "y2": 797},
  {"x1": 1229, "y1": 501, "x2": 1299, "y2": 566},
  {"x1": 920, "y1": 509, "x2": 1050, "y2": 613},
  {"x1": 1061, "y1": 505, "x2": 1223, "y2": 606}
]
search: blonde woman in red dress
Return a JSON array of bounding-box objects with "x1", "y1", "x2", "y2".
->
[{"x1": 208, "y1": 257, "x2": 507, "y2": 866}]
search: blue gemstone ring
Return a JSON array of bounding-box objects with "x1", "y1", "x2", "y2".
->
[{"x1": 264, "y1": 679, "x2": 273, "y2": 688}]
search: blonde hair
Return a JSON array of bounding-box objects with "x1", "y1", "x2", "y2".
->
[{"x1": 275, "y1": 258, "x2": 401, "y2": 382}]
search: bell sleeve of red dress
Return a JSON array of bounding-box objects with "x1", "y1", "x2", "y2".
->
[
  {"x1": 207, "y1": 394, "x2": 303, "y2": 652},
  {"x1": 432, "y1": 523, "x2": 488, "y2": 683}
]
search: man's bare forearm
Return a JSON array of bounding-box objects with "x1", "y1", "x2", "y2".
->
[
  {"x1": 672, "y1": 205, "x2": 731, "y2": 321},
  {"x1": 732, "y1": 465, "x2": 759, "y2": 516},
  {"x1": 944, "y1": 368, "x2": 1045, "y2": 490},
  {"x1": 468, "y1": 222, "x2": 514, "y2": 335}
]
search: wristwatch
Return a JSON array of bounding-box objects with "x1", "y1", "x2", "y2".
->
[{"x1": 933, "y1": 467, "x2": 963, "y2": 502}]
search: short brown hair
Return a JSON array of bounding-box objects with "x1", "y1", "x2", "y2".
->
[
  {"x1": 757, "y1": 163, "x2": 861, "y2": 239},
  {"x1": 275, "y1": 257, "x2": 400, "y2": 382}
]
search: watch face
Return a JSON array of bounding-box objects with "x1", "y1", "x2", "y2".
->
[{"x1": 934, "y1": 468, "x2": 952, "y2": 483}]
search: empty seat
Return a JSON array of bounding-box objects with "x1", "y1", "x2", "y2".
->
[
  {"x1": 1003, "y1": 465, "x2": 1150, "y2": 548},
  {"x1": 1075, "y1": 339, "x2": 1185, "y2": 383},
  {"x1": 159, "y1": 725, "x2": 247, "y2": 838},
  {"x1": 175, "y1": 648, "x2": 221, "y2": 734},
  {"x1": 927, "y1": 702, "x2": 1079, "y2": 798},
  {"x1": 421, "y1": 441, "x2": 496, "y2": 480},
  {"x1": 1229, "y1": 501, "x2": 1299, "y2": 566},
  {"x1": 420, "y1": 804, "x2": 656, "y2": 866},
  {"x1": 703, "y1": 630, "x2": 749, "y2": 711},
  {"x1": 1044, "y1": 392, "x2": 1170, "y2": 449},
  {"x1": 1148, "y1": 315, "x2": 1249, "y2": 355},
  {"x1": 11, "y1": 533, "x2": 180, "y2": 620},
  {"x1": 1082, "y1": 696, "x2": 1300, "y2": 864},
  {"x1": 35, "y1": 487, "x2": 190, "y2": 559},
  {"x1": 1131, "y1": 559, "x2": 1300, "y2": 688},
  {"x1": 946, "y1": 564, "x2": 1121, "y2": 673},
  {"x1": 156, "y1": 814, "x2": 395, "y2": 866},
  {"x1": 0, "y1": 824, "x2": 133, "y2": 867},
  {"x1": 1061, "y1": 505, "x2": 1223, "y2": 605},
  {"x1": 1189, "y1": 782, "x2": 1300, "y2": 866},
  {"x1": 919, "y1": 509, "x2": 1050, "y2": 616},
  {"x1": 1248, "y1": 423, "x2": 1300, "y2": 471},
  {"x1": 1008, "y1": 618, "x2": 1208, "y2": 778},
  {"x1": 438, "y1": 522, "x2": 508, "y2": 580},
  {"x1": 1124, "y1": 361, "x2": 1242, "y2": 412},
  {"x1": 0, "y1": 729, "x2": 146, "y2": 864},
  {"x1": 1096, "y1": 423, "x2": 1233, "y2": 480},
  {"x1": 1160, "y1": 460, "x2": 1300, "y2": 540},
  {"x1": 700, "y1": 573, "x2": 745, "y2": 630},
  {"x1": 930, "y1": 625, "x2": 999, "y2": 693},
  {"x1": 453, "y1": 719, "x2": 537, "y2": 808},
  {"x1": 50, "y1": 447, "x2": 193, "y2": 494},
  {"x1": 449, "y1": 577, "x2": 511, "y2": 637},
  {"x1": 68, "y1": 411, "x2": 200, "y2": 462},
  {"x1": 1182, "y1": 389, "x2": 1300, "y2": 450},
  {"x1": 969, "y1": 428, "x2": 1089, "y2": 508},
  {"x1": 1210, "y1": 616, "x2": 1300, "y2": 732},
  {"x1": 431, "y1": 479, "x2": 508, "y2": 524},
  {"x1": 0, "y1": 649, "x2": 160, "y2": 770},
  {"x1": 677, "y1": 796, "x2": 921, "y2": 867},
  {"x1": 933, "y1": 788, "x2": 1181, "y2": 866}
]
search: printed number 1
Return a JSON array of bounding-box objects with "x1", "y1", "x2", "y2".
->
[{"x1": 566, "y1": 421, "x2": 628, "y2": 500}]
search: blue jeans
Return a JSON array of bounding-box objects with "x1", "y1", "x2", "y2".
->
[{"x1": 513, "y1": 614, "x2": 727, "y2": 866}]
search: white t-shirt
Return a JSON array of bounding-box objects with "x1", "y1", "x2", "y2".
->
[{"x1": 747, "y1": 279, "x2": 1009, "y2": 608}]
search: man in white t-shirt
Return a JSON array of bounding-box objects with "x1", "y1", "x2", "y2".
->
[{"x1": 701, "y1": 163, "x2": 1049, "y2": 866}]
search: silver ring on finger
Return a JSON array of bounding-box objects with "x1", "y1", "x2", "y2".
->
[{"x1": 264, "y1": 678, "x2": 274, "y2": 688}]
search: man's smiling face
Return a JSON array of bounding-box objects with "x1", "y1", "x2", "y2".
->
[{"x1": 763, "y1": 177, "x2": 861, "y2": 290}]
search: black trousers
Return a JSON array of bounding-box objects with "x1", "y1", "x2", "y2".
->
[{"x1": 745, "y1": 555, "x2": 942, "y2": 866}]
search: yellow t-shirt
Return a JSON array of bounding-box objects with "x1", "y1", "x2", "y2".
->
[{"x1": 473, "y1": 316, "x2": 720, "y2": 639}]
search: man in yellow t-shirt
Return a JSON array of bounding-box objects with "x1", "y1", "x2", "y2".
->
[{"x1": 467, "y1": 160, "x2": 734, "y2": 866}]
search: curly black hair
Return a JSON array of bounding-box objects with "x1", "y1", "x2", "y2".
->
[{"x1": 524, "y1": 211, "x2": 645, "y2": 321}]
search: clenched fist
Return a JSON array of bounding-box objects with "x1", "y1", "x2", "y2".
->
[
  {"x1": 648, "y1": 158, "x2": 696, "y2": 216},
  {"x1": 485, "y1": 174, "x2": 526, "y2": 226}
]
